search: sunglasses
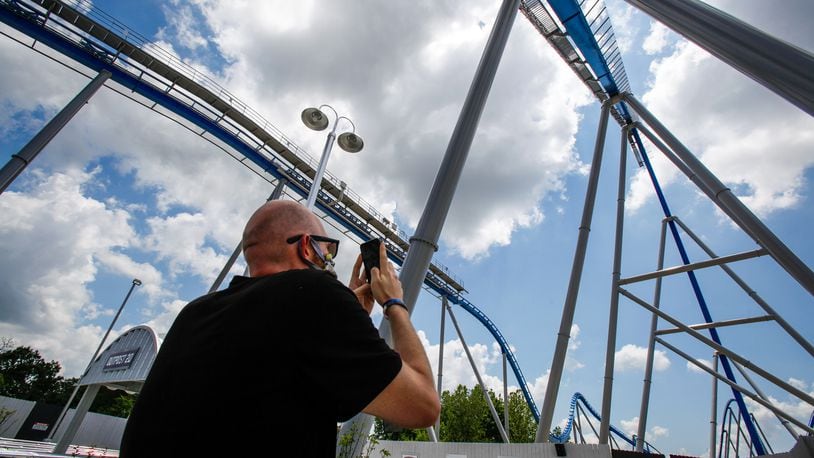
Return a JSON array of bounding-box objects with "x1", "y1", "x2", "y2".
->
[{"x1": 286, "y1": 234, "x2": 340, "y2": 259}]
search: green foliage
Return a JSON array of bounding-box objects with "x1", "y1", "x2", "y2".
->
[
  {"x1": 0, "y1": 343, "x2": 75, "y2": 404},
  {"x1": 507, "y1": 390, "x2": 537, "y2": 442},
  {"x1": 0, "y1": 406, "x2": 15, "y2": 428},
  {"x1": 338, "y1": 423, "x2": 391, "y2": 458},
  {"x1": 89, "y1": 386, "x2": 137, "y2": 418},
  {"x1": 373, "y1": 384, "x2": 538, "y2": 444}
]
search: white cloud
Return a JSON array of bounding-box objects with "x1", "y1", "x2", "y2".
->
[
  {"x1": 787, "y1": 377, "x2": 808, "y2": 391},
  {"x1": 686, "y1": 358, "x2": 713, "y2": 374},
  {"x1": 642, "y1": 22, "x2": 671, "y2": 55},
  {"x1": 619, "y1": 416, "x2": 669, "y2": 439},
  {"x1": 629, "y1": 37, "x2": 814, "y2": 216},
  {"x1": 615, "y1": 344, "x2": 671, "y2": 372},
  {"x1": 419, "y1": 331, "x2": 510, "y2": 396},
  {"x1": 177, "y1": 0, "x2": 593, "y2": 261},
  {"x1": 0, "y1": 168, "x2": 165, "y2": 375},
  {"x1": 530, "y1": 370, "x2": 551, "y2": 408},
  {"x1": 620, "y1": 416, "x2": 639, "y2": 436}
]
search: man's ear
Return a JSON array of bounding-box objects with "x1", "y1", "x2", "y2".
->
[{"x1": 298, "y1": 234, "x2": 315, "y2": 260}]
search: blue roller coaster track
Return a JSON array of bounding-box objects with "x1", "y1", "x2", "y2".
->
[{"x1": 547, "y1": 392, "x2": 658, "y2": 451}]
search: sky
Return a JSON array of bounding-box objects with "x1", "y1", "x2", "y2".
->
[{"x1": 0, "y1": 0, "x2": 813, "y2": 455}]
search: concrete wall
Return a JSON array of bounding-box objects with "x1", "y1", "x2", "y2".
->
[
  {"x1": 374, "y1": 441, "x2": 612, "y2": 458},
  {"x1": 0, "y1": 396, "x2": 126, "y2": 450}
]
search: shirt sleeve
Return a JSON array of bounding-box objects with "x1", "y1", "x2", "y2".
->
[{"x1": 296, "y1": 273, "x2": 402, "y2": 421}]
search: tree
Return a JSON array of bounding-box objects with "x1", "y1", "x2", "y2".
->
[
  {"x1": 507, "y1": 390, "x2": 537, "y2": 443},
  {"x1": 90, "y1": 386, "x2": 136, "y2": 418},
  {"x1": 0, "y1": 344, "x2": 76, "y2": 404},
  {"x1": 373, "y1": 384, "x2": 538, "y2": 444}
]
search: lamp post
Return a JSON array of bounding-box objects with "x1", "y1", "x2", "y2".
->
[
  {"x1": 48, "y1": 278, "x2": 142, "y2": 442},
  {"x1": 300, "y1": 104, "x2": 363, "y2": 210}
]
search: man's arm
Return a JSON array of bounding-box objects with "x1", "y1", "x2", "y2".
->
[{"x1": 361, "y1": 242, "x2": 440, "y2": 428}]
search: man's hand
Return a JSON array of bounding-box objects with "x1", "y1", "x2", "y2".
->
[
  {"x1": 370, "y1": 240, "x2": 403, "y2": 305},
  {"x1": 349, "y1": 254, "x2": 374, "y2": 314}
]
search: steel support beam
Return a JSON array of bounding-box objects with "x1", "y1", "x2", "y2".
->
[
  {"x1": 624, "y1": 94, "x2": 814, "y2": 298},
  {"x1": 732, "y1": 361, "x2": 799, "y2": 440},
  {"x1": 710, "y1": 352, "x2": 719, "y2": 458},
  {"x1": 619, "y1": 249, "x2": 767, "y2": 285},
  {"x1": 536, "y1": 100, "x2": 612, "y2": 442},
  {"x1": 656, "y1": 315, "x2": 774, "y2": 336},
  {"x1": 623, "y1": 0, "x2": 814, "y2": 116},
  {"x1": 447, "y1": 300, "x2": 510, "y2": 443},
  {"x1": 599, "y1": 124, "x2": 630, "y2": 444},
  {"x1": 337, "y1": 0, "x2": 520, "y2": 452},
  {"x1": 620, "y1": 288, "x2": 814, "y2": 407},
  {"x1": 656, "y1": 337, "x2": 814, "y2": 436},
  {"x1": 435, "y1": 296, "x2": 448, "y2": 435},
  {"x1": 0, "y1": 69, "x2": 111, "y2": 194},
  {"x1": 636, "y1": 217, "x2": 668, "y2": 451},
  {"x1": 671, "y1": 216, "x2": 814, "y2": 358}
]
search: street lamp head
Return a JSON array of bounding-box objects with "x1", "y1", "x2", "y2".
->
[
  {"x1": 132, "y1": 279, "x2": 143, "y2": 286},
  {"x1": 337, "y1": 132, "x2": 364, "y2": 153},
  {"x1": 301, "y1": 107, "x2": 329, "y2": 131}
]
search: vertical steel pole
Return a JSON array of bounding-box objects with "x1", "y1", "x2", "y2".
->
[
  {"x1": 635, "y1": 217, "x2": 668, "y2": 451},
  {"x1": 305, "y1": 126, "x2": 337, "y2": 210},
  {"x1": 396, "y1": 0, "x2": 520, "y2": 313},
  {"x1": 599, "y1": 123, "x2": 629, "y2": 444},
  {"x1": 711, "y1": 352, "x2": 719, "y2": 458},
  {"x1": 0, "y1": 70, "x2": 111, "y2": 194},
  {"x1": 49, "y1": 279, "x2": 141, "y2": 441},
  {"x1": 622, "y1": 0, "x2": 814, "y2": 116},
  {"x1": 337, "y1": 1, "x2": 520, "y2": 453},
  {"x1": 536, "y1": 100, "x2": 612, "y2": 442},
  {"x1": 503, "y1": 350, "x2": 510, "y2": 439},
  {"x1": 435, "y1": 296, "x2": 448, "y2": 434},
  {"x1": 52, "y1": 384, "x2": 101, "y2": 454},
  {"x1": 208, "y1": 178, "x2": 287, "y2": 292},
  {"x1": 624, "y1": 94, "x2": 814, "y2": 298},
  {"x1": 446, "y1": 301, "x2": 510, "y2": 443}
]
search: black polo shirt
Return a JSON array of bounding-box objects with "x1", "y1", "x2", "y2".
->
[{"x1": 121, "y1": 269, "x2": 402, "y2": 457}]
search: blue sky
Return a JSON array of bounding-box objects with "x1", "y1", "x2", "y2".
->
[{"x1": 1, "y1": 0, "x2": 812, "y2": 455}]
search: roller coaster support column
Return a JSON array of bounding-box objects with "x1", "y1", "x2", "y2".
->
[
  {"x1": 337, "y1": 0, "x2": 519, "y2": 452},
  {"x1": 635, "y1": 215, "x2": 669, "y2": 451},
  {"x1": 503, "y1": 351, "x2": 509, "y2": 438},
  {"x1": 0, "y1": 70, "x2": 111, "y2": 195},
  {"x1": 623, "y1": 94, "x2": 814, "y2": 298},
  {"x1": 623, "y1": 0, "x2": 814, "y2": 117},
  {"x1": 710, "y1": 352, "x2": 718, "y2": 458},
  {"x1": 599, "y1": 121, "x2": 630, "y2": 444},
  {"x1": 536, "y1": 97, "x2": 613, "y2": 443},
  {"x1": 447, "y1": 300, "x2": 510, "y2": 443},
  {"x1": 436, "y1": 296, "x2": 448, "y2": 435},
  {"x1": 208, "y1": 178, "x2": 287, "y2": 292}
]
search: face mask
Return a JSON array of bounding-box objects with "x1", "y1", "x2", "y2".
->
[{"x1": 302, "y1": 238, "x2": 337, "y2": 278}]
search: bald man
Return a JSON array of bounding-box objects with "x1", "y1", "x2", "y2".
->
[{"x1": 121, "y1": 200, "x2": 439, "y2": 457}]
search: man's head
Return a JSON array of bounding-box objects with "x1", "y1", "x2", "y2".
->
[{"x1": 242, "y1": 200, "x2": 338, "y2": 277}]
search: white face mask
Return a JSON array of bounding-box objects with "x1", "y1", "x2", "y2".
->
[{"x1": 304, "y1": 238, "x2": 337, "y2": 279}]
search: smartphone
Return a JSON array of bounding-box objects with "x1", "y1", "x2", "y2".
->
[{"x1": 360, "y1": 238, "x2": 382, "y2": 282}]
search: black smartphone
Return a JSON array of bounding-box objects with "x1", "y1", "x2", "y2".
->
[{"x1": 360, "y1": 238, "x2": 382, "y2": 282}]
